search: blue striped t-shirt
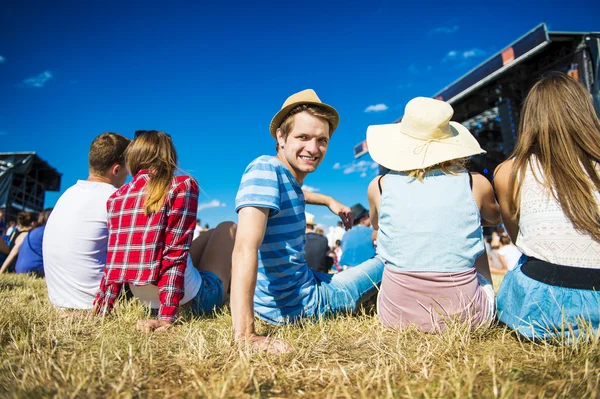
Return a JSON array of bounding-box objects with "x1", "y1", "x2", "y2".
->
[{"x1": 235, "y1": 155, "x2": 318, "y2": 324}]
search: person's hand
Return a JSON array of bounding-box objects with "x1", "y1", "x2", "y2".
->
[
  {"x1": 242, "y1": 334, "x2": 293, "y2": 354},
  {"x1": 328, "y1": 199, "x2": 353, "y2": 230},
  {"x1": 136, "y1": 319, "x2": 173, "y2": 333}
]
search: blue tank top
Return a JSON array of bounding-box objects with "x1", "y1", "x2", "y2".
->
[
  {"x1": 377, "y1": 170, "x2": 484, "y2": 273},
  {"x1": 15, "y1": 226, "x2": 45, "y2": 274}
]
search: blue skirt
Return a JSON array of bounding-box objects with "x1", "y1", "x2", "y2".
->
[{"x1": 497, "y1": 255, "x2": 600, "y2": 340}]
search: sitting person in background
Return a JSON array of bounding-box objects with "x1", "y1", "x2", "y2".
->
[
  {"x1": 0, "y1": 212, "x2": 37, "y2": 274},
  {"x1": 95, "y1": 130, "x2": 236, "y2": 332},
  {"x1": 486, "y1": 232, "x2": 506, "y2": 275},
  {"x1": 339, "y1": 203, "x2": 376, "y2": 269},
  {"x1": 4, "y1": 219, "x2": 16, "y2": 244},
  {"x1": 14, "y1": 208, "x2": 53, "y2": 277},
  {"x1": 494, "y1": 72, "x2": 600, "y2": 340},
  {"x1": 304, "y1": 212, "x2": 332, "y2": 273},
  {"x1": 496, "y1": 234, "x2": 521, "y2": 272},
  {"x1": 44, "y1": 132, "x2": 131, "y2": 310},
  {"x1": 366, "y1": 97, "x2": 501, "y2": 333}
]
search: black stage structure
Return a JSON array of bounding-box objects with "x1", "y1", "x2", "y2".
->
[
  {"x1": 0, "y1": 152, "x2": 61, "y2": 221},
  {"x1": 373, "y1": 23, "x2": 600, "y2": 178}
]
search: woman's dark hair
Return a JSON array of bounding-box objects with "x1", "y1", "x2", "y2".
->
[{"x1": 37, "y1": 208, "x2": 53, "y2": 226}]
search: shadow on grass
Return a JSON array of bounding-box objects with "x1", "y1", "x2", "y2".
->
[{"x1": 0, "y1": 280, "x2": 25, "y2": 291}]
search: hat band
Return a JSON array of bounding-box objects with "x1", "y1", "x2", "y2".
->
[{"x1": 399, "y1": 130, "x2": 477, "y2": 169}]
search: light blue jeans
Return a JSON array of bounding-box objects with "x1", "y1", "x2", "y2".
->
[{"x1": 310, "y1": 255, "x2": 385, "y2": 317}]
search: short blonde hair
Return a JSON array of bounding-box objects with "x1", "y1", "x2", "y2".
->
[{"x1": 407, "y1": 158, "x2": 468, "y2": 182}]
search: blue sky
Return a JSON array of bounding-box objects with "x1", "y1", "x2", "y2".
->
[{"x1": 1, "y1": 0, "x2": 598, "y2": 228}]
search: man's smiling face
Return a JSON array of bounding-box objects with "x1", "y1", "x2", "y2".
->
[{"x1": 276, "y1": 111, "x2": 330, "y2": 183}]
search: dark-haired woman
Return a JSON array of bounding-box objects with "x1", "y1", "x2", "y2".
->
[
  {"x1": 94, "y1": 130, "x2": 236, "y2": 332},
  {"x1": 495, "y1": 73, "x2": 600, "y2": 340},
  {"x1": 13, "y1": 208, "x2": 53, "y2": 277}
]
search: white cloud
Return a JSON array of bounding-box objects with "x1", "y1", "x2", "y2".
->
[
  {"x1": 197, "y1": 199, "x2": 227, "y2": 212},
  {"x1": 333, "y1": 162, "x2": 341, "y2": 170},
  {"x1": 336, "y1": 160, "x2": 379, "y2": 177},
  {"x1": 364, "y1": 103, "x2": 388, "y2": 113},
  {"x1": 429, "y1": 25, "x2": 459, "y2": 34},
  {"x1": 23, "y1": 71, "x2": 53, "y2": 88},
  {"x1": 0, "y1": 55, "x2": 5, "y2": 63},
  {"x1": 443, "y1": 48, "x2": 486, "y2": 63},
  {"x1": 463, "y1": 48, "x2": 486, "y2": 59},
  {"x1": 301, "y1": 184, "x2": 319, "y2": 192}
]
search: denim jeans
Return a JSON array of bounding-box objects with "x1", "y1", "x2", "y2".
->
[
  {"x1": 310, "y1": 255, "x2": 384, "y2": 317},
  {"x1": 189, "y1": 271, "x2": 225, "y2": 315}
]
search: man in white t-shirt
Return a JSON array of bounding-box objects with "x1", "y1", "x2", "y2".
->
[{"x1": 44, "y1": 132, "x2": 131, "y2": 309}]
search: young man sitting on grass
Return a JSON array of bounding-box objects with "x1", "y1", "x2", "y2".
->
[{"x1": 231, "y1": 89, "x2": 385, "y2": 353}]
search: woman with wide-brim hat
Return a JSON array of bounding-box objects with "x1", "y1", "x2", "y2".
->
[{"x1": 366, "y1": 96, "x2": 501, "y2": 333}]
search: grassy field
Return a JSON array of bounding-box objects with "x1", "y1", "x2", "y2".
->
[{"x1": 1, "y1": 274, "x2": 599, "y2": 398}]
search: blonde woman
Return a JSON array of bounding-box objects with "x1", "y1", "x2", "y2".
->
[
  {"x1": 494, "y1": 73, "x2": 600, "y2": 340},
  {"x1": 366, "y1": 97, "x2": 501, "y2": 333},
  {"x1": 94, "y1": 130, "x2": 236, "y2": 332}
]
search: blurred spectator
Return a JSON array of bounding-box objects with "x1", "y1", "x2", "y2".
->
[
  {"x1": 0, "y1": 212, "x2": 37, "y2": 274},
  {"x1": 497, "y1": 235, "x2": 522, "y2": 271},
  {"x1": 14, "y1": 208, "x2": 53, "y2": 277},
  {"x1": 339, "y1": 203, "x2": 376, "y2": 268},
  {"x1": 304, "y1": 212, "x2": 332, "y2": 273},
  {"x1": 193, "y1": 219, "x2": 203, "y2": 240}
]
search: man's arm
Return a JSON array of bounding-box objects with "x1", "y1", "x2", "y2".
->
[
  {"x1": 231, "y1": 206, "x2": 291, "y2": 353},
  {"x1": 231, "y1": 206, "x2": 267, "y2": 339},
  {"x1": 302, "y1": 189, "x2": 353, "y2": 229}
]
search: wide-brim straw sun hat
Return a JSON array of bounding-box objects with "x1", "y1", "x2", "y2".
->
[
  {"x1": 270, "y1": 89, "x2": 340, "y2": 138},
  {"x1": 366, "y1": 97, "x2": 485, "y2": 172}
]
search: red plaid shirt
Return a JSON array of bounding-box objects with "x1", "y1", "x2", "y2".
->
[{"x1": 94, "y1": 170, "x2": 199, "y2": 322}]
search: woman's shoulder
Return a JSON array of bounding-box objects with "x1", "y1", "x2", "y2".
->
[{"x1": 171, "y1": 175, "x2": 199, "y2": 192}]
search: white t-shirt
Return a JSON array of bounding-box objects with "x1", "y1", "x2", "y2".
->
[
  {"x1": 497, "y1": 244, "x2": 522, "y2": 271},
  {"x1": 44, "y1": 180, "x2": 117, "y2": 309},
  {"x1": 128, "y1": 255, "x2": 202, "y2": 309}
]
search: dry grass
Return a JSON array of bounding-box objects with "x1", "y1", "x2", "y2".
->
[{"x1": 1, "y1": 274, "x2": 599, "y2": 398}]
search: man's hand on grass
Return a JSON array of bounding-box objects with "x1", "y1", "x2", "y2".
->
[
  {"x1": 244, "y1": 334, "x2": 293, "y2": 354},
  {"x1": 328, "y1": 199, "x2": 353, "y2": 230},
  {"x1": 136, "y1": 319, "x2": 172, "y2": 333}
]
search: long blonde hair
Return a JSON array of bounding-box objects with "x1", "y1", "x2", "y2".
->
[
  {"x1": 126, "y1": 131, "x2": 178, "y2": 215},
  {"x1": 509, "y1": 72, "x2": 600, "y2": 241}
]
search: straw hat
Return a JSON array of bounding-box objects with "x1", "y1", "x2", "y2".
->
[
  {"x1": 305, "y1": 212, "x2": 316, "y2": 226},
  {"x1": 366, "y1": 97, "x2": 485, "y2": 172},
  {"x1": 270, "y1": 89, "x2": 340, "y2": 138}
]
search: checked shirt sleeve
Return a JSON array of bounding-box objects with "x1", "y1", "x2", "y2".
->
[
  {"x1": 156, "y1": 177, "x2": 199, "y2": 321},
  {"x1": 93, "y1": 275, "x2": 123, "y2": 316}
]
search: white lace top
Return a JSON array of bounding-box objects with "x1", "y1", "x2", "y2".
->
[{"x1": 516, "y1": 158, "x2": 600, "y2": 268}]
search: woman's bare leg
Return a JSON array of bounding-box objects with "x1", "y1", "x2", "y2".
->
[{"x1": 193, "y1": 221, "x2": 236, "y2": 296}]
